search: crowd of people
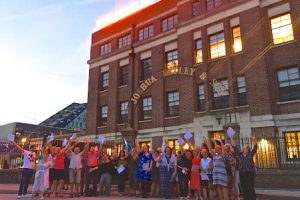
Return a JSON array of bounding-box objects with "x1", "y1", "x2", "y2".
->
[{"x1": 11, "y1": 135, "x2": 258, "y2": 200}]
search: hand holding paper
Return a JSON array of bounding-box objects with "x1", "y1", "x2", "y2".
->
[
  {"x1": 215, "y1": 135, "x2": 222, "y2": 141},
  {"x1": 227, "y1": 127, "x2": 236, "y2": 138},
  {"x1": 177, "y1": 136, "x2": 184, "y2": 145},
  {"x1": 49, "y1": 133, "x2": 55, "y2": 142},
  {"x1": 62, "y1": 138, "x2": 68, "y2": 146},
  {"x1": 70, "y1": 133, "x2": 77, "y2": 141},
  {"x1": 184, "y1": 131, "x2": 193, "y2": 141},
  {"x1": 98, "y1": 135, "x2": 105, "y2": 144},
  {"x1": 7, "y1": 133, "x2": 15, "y2": 142}
]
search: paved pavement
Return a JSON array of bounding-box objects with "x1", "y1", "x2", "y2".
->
[{"x1": 0, "y1": 184, "x2": 300, "y2": 200}]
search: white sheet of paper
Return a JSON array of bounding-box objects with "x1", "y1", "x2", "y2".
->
[
  {"x1": 184, "y1": 132, "x2": 193, "y2": 141},
  {"x1": 117, "y1": 165, "x2": 125, "y2": 174},
  {"x1": 142, "y1": 163, "x2": 150, "y2": 171},
  {"x1": 49, "y1": 133, "x2": 55, "y2": 142},
  {"x1": 70, "y1": 133, "x2": 77, "y2": 140},
  {"x1": 7, "y1": 133, "x2": 15, "y2": 142},
  {"x1": 62, "y1": 138, "x2": 68, "y2": 146},
  {"x1": 177, "y1": 136, "x2": 184, "y2": 145},
  {"x1": 227, "y1": 127, "x2": 236, "y2": 138},
  {"x1": 98, "y1": 135, "x2": 105, "y2": 144}
]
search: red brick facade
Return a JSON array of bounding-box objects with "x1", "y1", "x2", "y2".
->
[{"x1": 87, "y1": 0, "x2": 300, "y2": 149}]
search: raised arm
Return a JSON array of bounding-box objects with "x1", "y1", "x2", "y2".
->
[
  {"x1": 251, "y1": 136, "x2": 258, "y2": 156},
  {"x1": 203, "y1": 137, "x2": 215, "y2": 156},
  {"x1": 219, "y1": 139, "x2": 225, "y2": 156},
  {"x1": 11, "y1": 141, "x2": 25, "y2": 152},
  {"x1": 124, "y1": 145, "x2": 129, "y2": 158}
]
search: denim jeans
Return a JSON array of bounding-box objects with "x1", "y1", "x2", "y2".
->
[{"x1": 18, "y1": 168, "x2": 34, "y2": 195}]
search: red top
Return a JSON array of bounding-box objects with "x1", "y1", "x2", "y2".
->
[
  {"x1": 192, "y1": 157, "x2": 201, "y2": 166},
  {"x1": 53, "y1": 152, "x2": 65, "y2": 170}
]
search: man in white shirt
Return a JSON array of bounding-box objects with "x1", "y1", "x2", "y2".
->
[
  {"x1": 67, "y1": 142, "x2": 89, "y2": 197},
  {"x1": 11, "y1": 141, "x2": 36, "y2": 199}
]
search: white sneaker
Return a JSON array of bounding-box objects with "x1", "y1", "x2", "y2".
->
[{"x1": 17, "y1": 195, "x2": 24, "y2": 199}]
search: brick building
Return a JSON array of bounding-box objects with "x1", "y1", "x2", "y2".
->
[{"x1": 87, "y1": 0, "x2": 300, "y2": 171}]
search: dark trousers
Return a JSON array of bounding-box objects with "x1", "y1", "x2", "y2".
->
[
  {"x1": 18, "y1": 168, "x2": 34, "y2": 195},
  {"x1": 178, "y1": 172, "x2": 189, "y2": 197},
  {"x1": 85, "y1": 167, "x2": 98, "y2": 196},
  {"x1": 240, "y1": 171, "x2": 256, "y2": 200},
  {"x1": 141, "y1": 180, "x2": 151, "y2": 198},
  {"x1": 117, "y1": 170, "x2": 126, "y2": 193}
]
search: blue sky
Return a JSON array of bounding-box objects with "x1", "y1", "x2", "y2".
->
[{"x1": 0, "y1": 0, "x2": 131, "y2": 125}]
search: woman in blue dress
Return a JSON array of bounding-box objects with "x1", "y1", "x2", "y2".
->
[
  {"x1": 204, "y1": 137, "x2": 228, "y2": 200},
  {"x1": 137, "y1": 144, "x2": 153, "y2": 198}
]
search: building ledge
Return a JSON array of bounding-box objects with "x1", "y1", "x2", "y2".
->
[
  {"x1": 271, "y1": 40, "x2": 297, "y2": 49},
  {"x1": 139, "y1": 120, "x2": 152, "y2": 123},
  {"x1": 210, "y1": 108, "x2": 230, "y2": 112},
  {"x1": 164, "y1": 116, "x2": 180, "y2": 120},
  {"x1": 195, "y1": 111, "x2": 206, "y2": 114},
  {"x1": 99, "y1": 90, "x2": 108, "y2": 94},
  {"x1": 117, "y1": 123, "x2": 128, "y2": 126},
  {"x1": 277, "y1": 99, "x2": 300, "y2": 105},
  {"x1": 235, "y1": 105, "x2": 249, "y2": 109},
  {"x1": 97, "y1": 126, "x2": 107, "y2": 129},
  {"x1": 118, "y1": 85, "x2": 128, "y2": 89},
  {"x1": 230, "y1": 51, "x2": 243, "y2": 56}
]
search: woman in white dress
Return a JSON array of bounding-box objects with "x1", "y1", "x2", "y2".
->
[{"x1": 32, "y1": 148, "x2": 52, "y2": 199}]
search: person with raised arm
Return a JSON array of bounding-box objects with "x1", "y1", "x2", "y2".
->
[
  {"x1": 67, "y1": 139, "x2": 89, "y2": 197},
  {"x1": 85, "y1": 142, "x2": 101, "y2": 196},
  {"x1": 136, "y1": 141, "x2": 153, "y2": 198},
  {"x1": 10, "y1": 140, "x2": 36, "y2": 199},
  {"x1": 204, "y1": 137, "x2": 228, "y2": 200},
  {"x1": 158, "y1": 141, "x2": 177, "y2": 199},
  {"x1": 200, "y1": 148, "x2": 213, "y2": 200},
  {"x1": 230, "y1": 136, "x2": 258, "y2": 200},
  {"x1": 191, "y1": 147, "x2": 203, "y2": 200},
  {"x1": 151, "y1": 149, "x2": 160, "y2": 197},
  {"x1": 50, "y1": 138, "x2": 71, "y2": 197},
  {"x1": 116, "y1": 146, "x2": 128, "y2": 196},
  {"x1": 177, "y1": 141, "x2": 192, "y2": 200},
  {"x1": 31, "y1": 145, "x2": 52, "y2": 199},
  {"x1": 127, "y1": 140, "x2": 140, "y2": 197}
]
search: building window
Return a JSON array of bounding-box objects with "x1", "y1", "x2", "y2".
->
[
  {"x1": 100, "y1": 106, "x2": 108, "y2": 126},
  {"x1": 142, "y1": 97, "x2": 152, "y2": 120},
  {"x1": 139, "y1": 25, "x2": 154, "y2": 41},
  {"x1": 271, "y1": 13, "x2": 294, "y2": 45},
  {"x1": 162, "y1": 15, "x2": 178, "y2": 32},
  {"x1": 195, "y1": 39, "x2": 203, "y2": 63},
  {"x1": 277, "y1": 67, "x2": 300, "y2": 101},
  {"x1": 119, "y1": 101, "x2": 128, "y2": 124},
  {"x1": 142, "y1": 58, "x2": 152, "y2": 80},
  {"x1": 167, "y1": 91, "x2": 180, "y2": 117},
  {"x1": 198, "y1": 84, "x2": 205, "y2": 112},
  {"x1": 232, "y1": 26, "x2": 242, "y2": 53},
  {"x1": 118, "y1": 34, "x2": 131, "y2": 48},
  {"x1": 119, "y1": 65, "x2": 129, "y2": 86},
  {"x1": 192, "y1": 2, "x2": 201, "y2": 16},
  {"x1": 100, "y1": 43, "x2": 111, "y2": 56},
  {"x1": 101, "y1": 72, "x2": 109, "y2": 91},
  {"x1": 213, "y1": 80, "x2": 229, "y2": 109},
  {"x1": 166, "y1": 50, "x2": 178, "y2": 74},
  {"x1": 168, "y1": 139, "x2": 179, "y2": 151},
  {"x1": 139, "y1": 141, "x2": 151, "y2": 149},
  {"x1": 210, "y1": 32, "x2": 226, "y2": 59},
  {"x1": 284, "y1": 132, "x2": 300, "y2": 160},
  {"x1": 206, "y1": 0, "x2": 223, "y2": 11},
  {"x1": 237, "y1": 76, "x2": 247, "y2": 106}
]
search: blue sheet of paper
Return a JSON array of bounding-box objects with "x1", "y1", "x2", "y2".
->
[{"x1": 184, "y1": 131, "x2": 193, "y2": 141}]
